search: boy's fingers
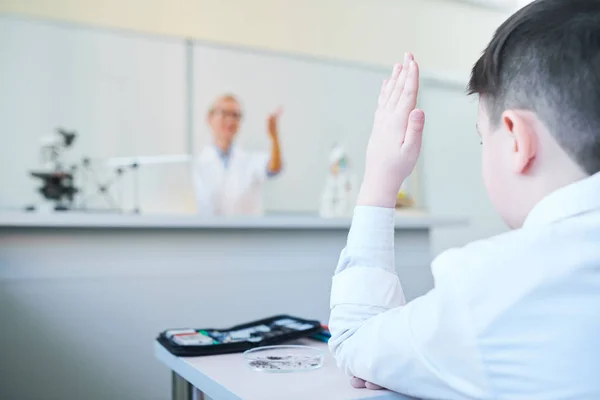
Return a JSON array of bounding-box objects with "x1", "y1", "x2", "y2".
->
[
  {"x1": 389, "y1": 52, "x2": 413, "y2": 107},
  {"x1": 381, "y1": 64, "x2": 402, "y2": 106},
  {"x1": 365, "y1": 382, "x2": 384, "y2": 390},
  {"x1": 378, "y1": 79, "x2": 388, "y2": 106},
  {"x1": 396, "y1": 60, "x2": 420, "y2": 122},
  {"x1": 401, "y1": 109, "x2": 425, "y2": 160},
  {"x1": 350, "y1": 377, "x2": 367, "y2": 389}
]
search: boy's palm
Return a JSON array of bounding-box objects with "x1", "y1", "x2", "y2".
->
[{"x1": 358, "y1": 53, "x2": 425, "y2": 208}]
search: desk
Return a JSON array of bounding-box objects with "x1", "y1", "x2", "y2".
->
[
  {"x1": 154, "y1": 339, "x2": 414, "y2": 400},
  {"x1": 0, "y1": 212, "x2": 461, "y2": 400}
]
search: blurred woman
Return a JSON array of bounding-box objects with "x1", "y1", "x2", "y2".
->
[{"x1": 192, "y1": 94, "x2": 283, "y2": 216}]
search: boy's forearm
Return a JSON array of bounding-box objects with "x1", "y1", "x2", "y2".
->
[
  {"x1": 357, "y1": 181, "x2": 399, "y2": 209},
  {"x1": 334, "y1": 206, "x2": 398, "y2": 274},
  {"x1": 329, "y1": 206, "x2": 406, "y2": 381}
]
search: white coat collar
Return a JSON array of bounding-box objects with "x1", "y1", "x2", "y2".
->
[
  {"x1": 199, "y1": 144, "x2": 240, "y2": 160},
  {"x1": 523, "y1": 171, "x2": 600, "y2": 229}
]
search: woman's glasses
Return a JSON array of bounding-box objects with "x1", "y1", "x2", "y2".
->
[{"x1": 213, "y1": 109, "x2": 243, "y2": 121}]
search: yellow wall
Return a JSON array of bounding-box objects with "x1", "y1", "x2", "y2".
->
[{"x1": 0, "y1": 0, "x2": 507, "y2": 76}]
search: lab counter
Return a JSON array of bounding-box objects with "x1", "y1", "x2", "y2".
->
[
  {"x1": 0, "y1": 211, "x2": 464, "y2": 400},
  {"x1": 0, "y1": 210, "x2": 461, "y2": 230}
]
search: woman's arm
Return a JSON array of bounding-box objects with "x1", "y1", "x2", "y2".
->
[{"x1": 266, "y1": 108, "x2": 283, "y2": 175}]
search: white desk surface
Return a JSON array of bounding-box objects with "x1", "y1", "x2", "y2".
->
[{"x1": 154, "y1": 339, "x2": 415, "y2": 400}]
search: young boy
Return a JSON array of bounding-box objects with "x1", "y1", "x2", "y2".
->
[{"x1": 329, "y1": 1, "x2": 600, "y2": 399}]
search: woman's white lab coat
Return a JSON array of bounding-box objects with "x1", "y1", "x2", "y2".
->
[{"x1": 192, "y1": 146, "x2": 271, "y2": 216}]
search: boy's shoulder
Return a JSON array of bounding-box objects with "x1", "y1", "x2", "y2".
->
[
  {"x1": 431, "y1": 227, "x2": 533, "y2": 281},
  {"x1": 433, "y1": 209, "x2": 600, "y2": 279},
  {"x1": 431, "y1": 210, "x2": 600, "y2": 319}
]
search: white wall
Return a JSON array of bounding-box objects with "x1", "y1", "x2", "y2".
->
[
  {"x1": 0, "y1": 16, "x2": 418, "y2": 216},
  {"x1": 0, "y1": 2, "x2": 512, "y2": 249},
  {"x1": 0, "y1": 0, "x2": 511, "y2": 247},
  {"x1": 0, "y1": 3, "x2": 512, "y2": 400},
  {"x1": 0, "y1": 0, "x2": 507, "y2": 76},
  {"x1": 191, "y1": 43, "x2": 392, "y2": 214},
  {"x1": 419, "y1": 82, "x2": 507, "y2": 252},
  {"x1": 0, "y1": 16, "x2": 194, "y2": 214}
]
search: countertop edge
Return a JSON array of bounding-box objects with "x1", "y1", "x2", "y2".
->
[{"x1": 0, "y1": 212, "x2": 467, "y2": 230}]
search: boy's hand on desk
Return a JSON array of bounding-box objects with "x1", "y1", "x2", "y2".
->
[
  {"x1": 358, "y1": 52, "x2": 425, "y2": 208},
  {"x1": 351, "y1": 377, "x2": 384, "y2": 390}
]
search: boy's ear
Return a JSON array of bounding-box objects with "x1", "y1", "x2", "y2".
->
[{"x1": 502, "y1": 110, "x2": 538, "y2": 174}]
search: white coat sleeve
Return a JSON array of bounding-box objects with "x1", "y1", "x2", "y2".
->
[
  {"x1": 251, "y1": 152, "x2": 279, "y2": 184},
  {"x1": 329, "y1": 207, "x2": 489, "y2": 400}
]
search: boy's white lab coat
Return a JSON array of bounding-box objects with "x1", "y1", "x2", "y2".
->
[
  {"x1": 329, "y1": 171, "x2": 600, "y2": 399},
  {"x1": 192, "y1": 146, "x2": 270, "y2": 216}
]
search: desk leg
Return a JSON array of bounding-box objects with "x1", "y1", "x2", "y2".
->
[
  {"x1": 171, "y1": 371, "x2": 197, "y2": 400},
  {"x1": 194, "y1": 388, "x2": 208, "y2": 400}
]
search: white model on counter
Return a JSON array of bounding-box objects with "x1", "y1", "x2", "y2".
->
[{"x1": 319, "y1": 144, "x2": 357, "y2": 218}]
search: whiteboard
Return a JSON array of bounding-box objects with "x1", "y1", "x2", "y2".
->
[
  {"x1": 0, "y1": 17, "x2": 189, "y2": 213},
  {"x1": 193, "y1": 44, "x2": 398, "y2": 213}
]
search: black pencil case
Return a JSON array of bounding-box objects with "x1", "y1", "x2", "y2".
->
[{"x1": 157, "y1": 314, "x2": 322, "y2": 357}]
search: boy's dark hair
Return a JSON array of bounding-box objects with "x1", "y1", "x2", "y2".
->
[{"x1": 468, "y1": 0, "x2": 600, "y2": 175}]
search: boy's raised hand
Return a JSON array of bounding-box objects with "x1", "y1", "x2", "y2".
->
[{"x1": 357, "y1": 53, "x2": 425, "y2": 208}]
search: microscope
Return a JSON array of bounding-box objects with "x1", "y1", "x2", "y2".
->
[{"x1": 28, "y1": 128, "x2": 79, "y2": 211}]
